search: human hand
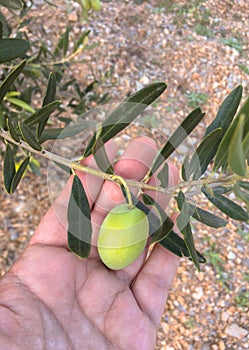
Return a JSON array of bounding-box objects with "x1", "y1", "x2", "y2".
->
[{"x1": 0, "y1": 137, "x2": 180, "y2": 350}]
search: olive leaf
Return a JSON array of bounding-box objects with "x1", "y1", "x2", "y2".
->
[
  {"x1": 176, "y1": 194, "x2": 200, "y2": 270},
  {"x1": 205, "y1": 85, "x2": 243, "y2": 137},
  {"x1": 237, "y1": 180, "x2": 249, "y2": 191},
  {"x1": 19, "y1": 123, "x2": 42, "y2": 151},
  {"x1": 233, "y1": 182, "x2": 249, "y2": 208},
  {"x1": 39, "y1": 122, "x2": 90, "y2": 142},
  {"x1": 84, "y1": 82, "x2": 167, "y2": 157},
  {"x1": 157, "y1": 162, "x2": 169, "y2": 188},
  {"x1": 142, "y1": 193, "x2": 174, "y2": 243},
  {"x1": 37, "y1": 73, "x2": 57, "y2": 138},
  {"x1": 159, "y1": 230, "x2": 206, "y2": 264},
  {"x1": 6, "y1": 97, "x2": 35, "y2": 113},
  {"x1": 202, "y1": 186, "x2": 249, "y2": 222},
  {"x1": 0, "y1": 39, "x2": 29, "y2": 64},
  {"x1": 24, "y1": 100, "x2": 60, "y2": 127},
  {"x1": 0, "y1": 60, "x2": 26, "y2": 104},
  {"x1": 10, "y1": 157, "x2": 30, "y2": 193},
  {"x1": 227, "y1": 114, "x2": 246, "y2": 177},
  {"x1": 237, "y1": 96, "x2": 249, "y2": 139},
  {"x1": 149, "y1": 107, "x2": 205, "y2": 176},
  {"x1": 188, "y1": 128, "x2": 223, "y2": 180},
  {"x1": 67, "y1": 175, "x2": 92, "y2": 258},
  {"x1": 129, "y1": 193, "x2": 205, "y2": 264},
  {"x1": 0, "y1": 0, "x2": 22, "y2": 10},
  {"x1": 3, "y1": 143, "x2": 16, "y2": 193},
  {"x1": 7, "y1": 118, "x2": 20, "y2": 142},
  {"x1": 176, "y1": 191, "x2": 227, "y2": 228},
  {"x1": 92, "y1": 127, "x2": 114, "y2": 174}
]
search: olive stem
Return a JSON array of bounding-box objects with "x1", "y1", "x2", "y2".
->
[{"x1": 111, "y1": 175, "x2": 134, "y2": 209}]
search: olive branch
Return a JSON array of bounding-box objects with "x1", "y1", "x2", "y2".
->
[{"x1": 0, "y1": 59, "x2": 248, "y2": 270}]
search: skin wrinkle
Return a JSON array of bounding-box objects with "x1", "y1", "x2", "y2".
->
[{"x1": 13, "y1": 274, "x2": 74, "y2": 350}]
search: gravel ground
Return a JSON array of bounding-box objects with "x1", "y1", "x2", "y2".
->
[{"x1": 0, "y1": 1, "x2": 249, "y2": 349}]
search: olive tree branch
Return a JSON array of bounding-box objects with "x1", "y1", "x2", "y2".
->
[{"x1": 0, "y1": 127, "x2": 247, "y2": 197}]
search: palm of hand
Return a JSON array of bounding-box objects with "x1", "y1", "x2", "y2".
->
[
  {"x1": 0, "y1": 138, "x2": 179, "y2": 350},
  {"x1": 2, "y1": 242, "x2": 157, "y2": 350}
]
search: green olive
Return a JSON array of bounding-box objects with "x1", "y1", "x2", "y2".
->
[
  {"x1": 97, "y1": 204, "x2": 149, "y2": 270},
  {"x1": 90, "y1": 0, "x2": 101, "y2": 11}
]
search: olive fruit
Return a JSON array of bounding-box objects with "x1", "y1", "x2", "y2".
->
[
  {"x1": 97, "y1": 204, "x2": 149, "y2": 270},
  {"x1": 90, "y1": 0, "x2": 101, "y2": 11}
]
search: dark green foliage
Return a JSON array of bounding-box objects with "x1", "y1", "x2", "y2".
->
[
  {"x1": 67, "y1": 175, "x2": 92, "y2": 258},
  {"x1": 0, "y1": 39, "x2": 29, "y2": 63}
]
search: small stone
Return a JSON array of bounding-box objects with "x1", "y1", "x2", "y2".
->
[
  {"x1": 201, "y1": 344, "x2": 211, "y2": 350},
  {"x1": 218, "y1": 340, "x2": 226, "y2": 350},
  {"x1": 227, "y1": 251, "x2": 236, "y2": 260},
  {"x1": 139, "y1": 75, "x2": 150, "y2": 85},
  {"x1": 225, "y1": 323, "x2": 248, "y2": 339},
  {"x1": 221, "y1": 311, "x2": 229, "y2": 322},
  {"x1": 193, "y1": 286, "x2": 204, "y2": 300},
  {"x1": 162, "y1": 322, "x2": 169, "y2": 335},
  {"x1": 68, "y1": 13, "x2": 78, "y2": 22}
]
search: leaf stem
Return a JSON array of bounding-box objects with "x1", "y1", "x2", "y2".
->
[{"x1": 0, "y1": 128, "x2": 247, "y2": 197}]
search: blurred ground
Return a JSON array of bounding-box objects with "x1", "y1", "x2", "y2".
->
[{"x1": 0, "y1": 0, "x2": 249, "y2": 349}]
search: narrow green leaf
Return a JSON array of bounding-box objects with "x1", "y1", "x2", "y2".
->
[
  {"x1": 0, "y1": 21, "x2": 3, "y2": 40},
  {"x1": 150, "y1": 107, "x2": 205, "y2": 175},
  {"x1": 179, "y1": 222, "x2": 200, "y2": 270},
  {"x1": 73, "y1": 30, "x2": 90, "y2": 53},
  {"x1": 0, "y1": 60, "x2": 26, "y2": 104},
  {"x1": 63, "y1": 27, "x2": 69, "y2": 56},
  {"x1": 3, "y1": 144, "x2": 16, "y2": 193},
  {"x1": 236, "y1": 96, "x2": 249, "y2": 139},
  {"x1": 0, "y1": 0, "x2": 22, "y2": 10},
  {"x1": 6, "y1": 97, "x2": 35, "y2": 113},
  {"x1": 242, "y1": 131, "x2": 249, "y2": 160},
  {"x1": 53, "y1": 161, "x2": 72, "y2": 174},
  {"x1": 10, "y1": 157, "x2": 30, "y2": 193},
  {"x1": 176, "y1": 191, "x2": 227, "y2": 228},
  {"x1": 234, "y1": 182, "x2": 249, "y2": 207},
  {"x1": 202, "y1": 186, "x2": 249, "y2": 221},
  {"x1": 130, "y1": 192, "x2": 161, "y2": 237},
  {"x1": 205, "y1": 85, "x2": 243, "y2": 137},
  {"x1": 176, "y1": 197, "x2": 200, "y2": 270},
  {"x1": 54, "y1": 27, "x2": 70, "y2": 57},
  {"x1": 214, "y1": 114, "x2": 241, "y2": 170},
  {"x1": 142, "y1": 194, "x2": 174, "y2": 243},
  {"x1": 7, "y1": 118, "x2": 20, "y2": 142},
  {"x1": 84, "y1": 82, "x2": 167, "y2": 157},
  {"x1": 157, "y1": 162, "x2": 168, "y2": 188},
  {"x1": 228, "y1": 114, "x2": 246, "y2": 176},
  {"x1": 39, "y1": 122, "x2": 89, "y2": 142},
  {"x1": 92, "y1": 128, "x2": 114, "y2": 174},
  {"x1": 188, "y1": 128, "x2": 223, "y2": 179},
  {"x1": 24, "y1": 100, "x2": 60, "y2": 127},
  {"x1": 181, "y1": 154, "x2": 191, "y2": 181},
  {"x1": 37, "y1": 73, "x2": 57, "y2": 138},
  {"x1": 159, "y1": 230, "x2": 206, "y2": 263},
  {"x1": 67, "y1": 175, "x2": 92, "y2": 258},
  {"x1": 0, "y1": 38, "x2": 29, "y2": 64},
  {"x1": 19, "y1": 123, "x2": 42, "y2": 151},
  {"x1": 237, "y1": 180, "x2": 249, "y2": 191},
  {"x1": 43, "y1": 73, "x2": 57, "y2": 106}
]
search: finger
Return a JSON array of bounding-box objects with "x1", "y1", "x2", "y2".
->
[
  {"x1": 30, "y1": 140, "x2": 117, "y2": 247},
  {"x1": 131, "y1": 213, "x2": 180, "y2": 326},
  {"x1": 92, "y1": 137, "x2": 157, "y2": 217}
]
